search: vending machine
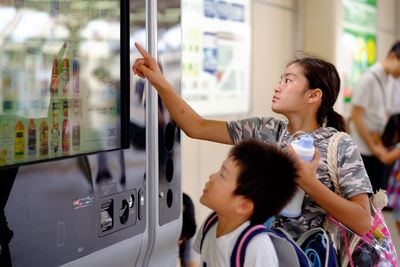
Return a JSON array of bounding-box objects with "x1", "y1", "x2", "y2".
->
[{"x1": 0, "y1": 0, "x2": 182, "y2": 266}]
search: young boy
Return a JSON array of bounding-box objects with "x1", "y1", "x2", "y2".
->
[{"x1": 192, "y1": 139, "x2": 301, "y2": 267}]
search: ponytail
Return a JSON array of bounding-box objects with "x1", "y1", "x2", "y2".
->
[{"x1": 326, "y1": 109, "x2": 348, "y2": 133}]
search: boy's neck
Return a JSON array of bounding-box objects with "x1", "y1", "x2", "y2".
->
[{"x1": 215, "y1": 214, "x2": 249, "y2": 237}]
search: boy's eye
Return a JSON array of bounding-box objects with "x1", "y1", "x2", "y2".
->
[{"x1": 285, "y1": 78, "x2": 291, "y2": 83}]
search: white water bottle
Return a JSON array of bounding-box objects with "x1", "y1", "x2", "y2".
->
[{"x1": 280, "y1": 134, "x2": 315, "y2": 217}]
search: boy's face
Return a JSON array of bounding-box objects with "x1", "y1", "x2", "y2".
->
[{"x1": 200, "y1": 156, "x2": 242, "y2": 213}]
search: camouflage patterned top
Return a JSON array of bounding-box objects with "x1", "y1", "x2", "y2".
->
[{"x1": 227, "y1": 117, "x2": 373, "y2": 240}]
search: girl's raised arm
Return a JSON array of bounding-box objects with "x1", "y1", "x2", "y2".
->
[{"x1": 132, "y1": 43, "x2": 232, "y2": 144}]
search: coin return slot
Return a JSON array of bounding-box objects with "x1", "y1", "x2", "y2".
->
[
  {"x1": 100, "y1": 199, "x2": 113, "y2": 231},
  {"x1": 119, "y1": 199, "x2": 129, "y2": 224}
]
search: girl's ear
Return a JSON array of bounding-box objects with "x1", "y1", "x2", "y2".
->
[{"x1": 307, "y1": 88, "x2": 323, "y2": 103}]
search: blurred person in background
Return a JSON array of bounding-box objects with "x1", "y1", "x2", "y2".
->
[
  {"x1": 178, "y1": 193, "x2": 197, "y2": 267},
  {"x1": 350, "y1": 41, "x2": 400, "y2": 192},
  {"x1": 379, "y1": 114, "x2": 400, "y2": 231}
]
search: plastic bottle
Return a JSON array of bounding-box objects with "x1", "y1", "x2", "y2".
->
[
  {"x1": 62, "y1": 57, "x2": 69, "y2": 96},
  {"x1": 280, "y1": 134, "x2": 315, "y2": 218},
  {"x1": 50, "y1": 58, "x2": 59, "y2": 96},
  {"x1": 0, "y1": 120, "x2": 12, "y2": 165},
  {"x1": 39, "y1": 121, "x2": 49, "y2": 157},
  {"x1": 72, "y1": 50, "x2": 79, "y2": 97},
  {"x1": 72, "y1": 99, "x2": 81, "y2": 151},
  {"x1": 27, "y1": 119, "x2": 36, "y2": 156},
  {"x1": 14, "y1": 120, "x2": 25, "y2": 161},
  {"x1": 62, "y1": 100, "x2": 70, "y2": 154},
  {"x1": 51, "y1": 101, "x2": 60, "y2": 155}
]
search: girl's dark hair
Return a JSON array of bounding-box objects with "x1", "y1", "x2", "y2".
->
[
  {"x1": 382, "y1": 113, "x2": 400, "y2": 147},
  {"x1": 180, "y1": 193, "x2": 196, "y2": 241},
  {"x1": 229, "y1": 140, "x2": 298, "y2": 225},
  {"x1": 288, "y1": 57, "x2": 348, "y2": 133}
]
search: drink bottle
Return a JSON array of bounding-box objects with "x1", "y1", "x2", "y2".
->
[
  {"x1": 50, "y1": 58, "x2": 58, "y2": 96},
  {"x1": 27, "y1": 119, "x2": 36, "y2": 156},
  {"x1": 280, "y1": 134, "x2": 315, "y2": 218},
  {"x1": 72, "y1": 99, "x2": 80, "y2": 151},
  {"x1": 14, "y1": 120, "x2": 25, "y2": 161},
  {"x1": 40, "y1": 121, "x2": 49, "y2": 157},
  {"x1": 62, "y1": 100, "x2": 70, "y2": 154},
  {"x1": 62, "y1": 58, "x2": 69, "y2": 96}
]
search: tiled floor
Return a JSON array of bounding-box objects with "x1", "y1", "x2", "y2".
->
[{"x1": 383, "y1": 210, "x2": 400, "y2": 255}]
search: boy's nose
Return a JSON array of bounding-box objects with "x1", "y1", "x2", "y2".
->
[{"x1": 209, "y1": 173, "x2": 216, "y2": 181}]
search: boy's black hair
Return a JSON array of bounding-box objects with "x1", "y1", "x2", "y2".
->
[
  {"x1": 229, "y1": 139, "x2": 298, "y2": 225},
  {"x1": 388, "y1": 41, "x2": 400, "y2": 59}
]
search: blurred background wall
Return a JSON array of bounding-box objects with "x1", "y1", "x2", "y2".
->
[{"x1": 181, "y1": 0, "x2": 400, "y2": 232}]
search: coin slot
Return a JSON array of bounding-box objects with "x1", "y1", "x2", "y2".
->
[
  {"x1": 166, "y1": 189, "x2": 173, "y2": 208},
  {"x1": 165, "y1": 158, "x2": 174, "y2": 182},
  {"x1": 164, "y1": 122, "x2": 175, "y2": 152}
]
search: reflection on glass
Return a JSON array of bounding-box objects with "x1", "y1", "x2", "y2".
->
[
  {"x1": 129, "y1": 0, "x2": 146, "y2": 150},
  {"x1": 0, "y1": 1, "x2": 124, "y2": 169}
]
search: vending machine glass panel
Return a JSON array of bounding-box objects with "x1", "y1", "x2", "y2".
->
[{"x1": 0, "y1": 0, "x2": 129, "y2": 170}]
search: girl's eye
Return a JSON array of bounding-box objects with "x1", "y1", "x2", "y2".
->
[{"x1": 285, "y1": 78, "x2": 291, "y2": 83}]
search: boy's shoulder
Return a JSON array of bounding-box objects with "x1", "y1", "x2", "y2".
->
[{"x1": 196, "y1": 212, "x2": 308, "y2": 267}]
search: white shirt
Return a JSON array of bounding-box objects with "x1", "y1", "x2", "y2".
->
[
  {"x1": 386, "y1": 76, "x2": 400, "y2": 115},
  {"x1": 350, "y1": 63, "x2": 389, "y2": 155},
  {"x1": 193, "y1": 219, "x2": 278, "y2": 267}
]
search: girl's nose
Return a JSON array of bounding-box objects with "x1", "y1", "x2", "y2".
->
[{"x1": 274, "y1": 84, "x2": 280, "y2": 93}]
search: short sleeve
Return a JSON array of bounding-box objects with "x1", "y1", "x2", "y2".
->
[
  {"x1": 192, "y1": 220, "x2": 205, "y2": 254},
  {"x1": 227, "y1": 117, "x2": 286, "y2": 144},
  {"x1": 351, "y1": 73, "x2": 374, "y2": 109},
  {"x1": 337, "y1": 135, "x2": 373, "y2": 199},
  {"x1": 243, "y1": 233, "x2": 278, "y2": 267}
]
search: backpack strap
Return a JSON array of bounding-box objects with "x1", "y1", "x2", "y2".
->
[
  {"x1": 271, "y1": 227, "x2": 310, "y2": 267},
  {"x1": 231, "y1": 225, "x2": 309, "y2": 267},
  {"x1": 200, "y1": 212, "x2": 218, "y2": 252},
  {"x1": 201, "y1": 213, "x2": 309, "y2": 267},
  {"x1": 230, "y1": 224, "x2": 267, "y2": 267}
]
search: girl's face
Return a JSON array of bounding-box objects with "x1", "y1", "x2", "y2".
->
[{"x1": 271, "y1": 63, "x2": 311, "y2": 115}]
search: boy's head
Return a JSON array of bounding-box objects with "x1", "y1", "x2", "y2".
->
[
  {"x1": 200, "y1": 139, "x2": 298, "y2": 225},
  {"x1": 386, "y1": 41, "x2": 400, "y2": 77}
]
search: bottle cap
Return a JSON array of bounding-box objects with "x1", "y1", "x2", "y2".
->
[{"x1": 299, "y1": 135, "x2": 314, "y2": 148}]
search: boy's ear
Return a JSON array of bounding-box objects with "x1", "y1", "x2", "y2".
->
[{"x1": 235, "y1": 197, "x2": 254, "y2": 216}]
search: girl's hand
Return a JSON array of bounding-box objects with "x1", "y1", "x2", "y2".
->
[
  {"x1": 287, "y1": 144, "x2": 320, "y2": 189},
  {"x1": 132, "y1": 42, "x2": 169, "y2": 90}
]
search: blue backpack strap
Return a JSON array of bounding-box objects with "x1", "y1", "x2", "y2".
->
[
  {"x1": 200, "y1": 212, "x2": 218, "y2": 252},
  {"x1": 230, "y1": 224, "x2": 268, "y2": 267}
]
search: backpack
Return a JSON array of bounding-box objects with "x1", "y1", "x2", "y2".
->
[
  {"x1": 297, "y1": 227, "x2": 338, "y2": 267},
  {"x1": 200, "y1": 212, "x2": 310, "y2": 267}
]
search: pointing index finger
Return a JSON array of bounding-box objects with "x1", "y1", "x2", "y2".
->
[{"x1": 135, "y1": 42, "x2": 150, "y2": 59}]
